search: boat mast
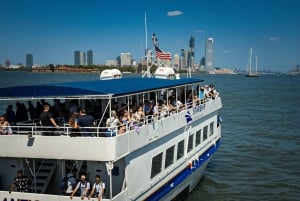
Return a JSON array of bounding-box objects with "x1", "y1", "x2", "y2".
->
[
  {"x1": 249, "y1": 47, "x2": 253, "y2": 74},
  {"x1": 255, "y1": 56, "x2": 258, "y2": 73}
]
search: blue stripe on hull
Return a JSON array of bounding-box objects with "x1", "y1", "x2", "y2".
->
[{"x1": 145, "y1": 139, "x2": 221, "y2": 201}]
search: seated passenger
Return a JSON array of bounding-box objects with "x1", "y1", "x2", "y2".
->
[
  {"x1": 144, "y1": 100, "x2": 154, "y2": 116},
  {"x1": 106, "y1": 110, "x2": 120, "y2": 136},
  {"x1": 0, "y1": 116, "x2": 12, "y2": 135},
  {"x1": 204, "y1": 85, "x2": 211, "y2": 100},
  {"x1": 129, "y1": 109, "x2": 139, "y2": 130},
  {"x1": 160, "y1": 100, "x2": 170, "y2": 118},
  {"x1": 192, "y1": 95, "x2": 199, "y2": 107},
  {"x1": 120, "y1": 110, "x2": 131, "y2": 125},
  {"x1": 199, "y1": 87, "x2": 205, "y2": 104},
  {"x1": 209, "y1": 84, "x2": 219, "y2": 99},
  {"x1": 171, "y1": 96, "x2": 184, "y2": 111},
  {"x1": 119, "y1": 124, "x2": 126, "y2": 134},
  {"x1": 167, "y1": 100, "x2": 176, "y2": 113},
  {"x1": 134, "y1": 106, "x2": 145, "y2": 122}
]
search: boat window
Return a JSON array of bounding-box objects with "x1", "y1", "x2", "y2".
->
[
  {"x1": 177, "y1": 140, "x2": 185, "y2": 160},
  {"x1": 165, "y1": 146, "x2": 175, "y2": 169},
  {"x1": 196, "y1": 129, "x2": 201, "y2": 146},
  {"x1": 203, "y1": 125, "x2": 208, "y2": 141},
  {"x1": 188, "y1": 134, "x2": 194, "y2": 152},
  {"x1": 151, "y1": 152, "x2": 163, "y2": 179},
  {"x1": 209, "y1": 122, "x2": 214, "y2": 136}
]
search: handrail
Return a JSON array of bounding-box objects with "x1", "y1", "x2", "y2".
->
[{"x1": 5, "y1": 98, "x2": 217, "y2": 138}]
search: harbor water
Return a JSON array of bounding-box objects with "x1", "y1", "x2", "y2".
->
[{"x1": 0, "y1": 71, "x2": 299, "y2": 201}]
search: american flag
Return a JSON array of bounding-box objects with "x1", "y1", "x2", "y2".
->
[{"x1": 154, "y1": 45, "x2": 172, "y2": 61}]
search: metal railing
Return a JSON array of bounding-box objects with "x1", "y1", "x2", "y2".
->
[{"x1": 5, "y1": 99, "x2": 212, "y2": 138}]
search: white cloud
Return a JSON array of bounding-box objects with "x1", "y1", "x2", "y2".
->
[
  {"x1": 195, "y1": 30, "x2": 206, "y2": 34},
  {"x1": 167, "y1": 10, "x2": 183, "y2": 16},
  {"x1": 269, "y1": 37, "x2": 279, "y2": 42}
]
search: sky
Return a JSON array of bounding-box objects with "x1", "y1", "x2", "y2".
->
[{"x1": 0, "y1": 0, "x2": 300, "y2": 72}]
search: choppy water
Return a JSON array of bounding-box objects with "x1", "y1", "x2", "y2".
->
[{"x1": 0, "y1": 71, "x2": 299, "y2": 201}]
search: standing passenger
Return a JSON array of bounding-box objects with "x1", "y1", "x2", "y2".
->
[
  {"x1": 9, "y1": 170, "x2": 31, "y2": 193},
  {"x1": 64, "y1": 168, "x2": 78, "y2": 196},
  {"x1": 75, "y1": 109, "x2": 95, "y2": 137},
  {"x1": 40, "y1": 104, "x2": 60, "y2": 135},
  {"x1": 5, "y1": 105, "x2": 16, "y2": 126},
  {"x1": 70, "y1": 174, "x2": 91, "y2": 200},
  {"x1": 69, "y1": 112, "x2": 80, "y2": 137},
  {"x1": 88, "y1": 175, "x2": 105, "y2": 201}
]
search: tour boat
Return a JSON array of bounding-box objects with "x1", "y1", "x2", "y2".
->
[
  {"x1": 0, "y1": 75, "x2": 222, "y2": 201},
  {"x1": 0, "y1": 33, "x2": 222, "y2": 201}
]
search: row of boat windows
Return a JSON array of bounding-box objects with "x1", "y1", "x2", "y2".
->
[{"x1": 151, "y1": 121, "x2": 214, "y2": 179}]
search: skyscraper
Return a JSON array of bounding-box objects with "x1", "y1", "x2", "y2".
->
[
  {"x1": 173, "y1": 54, "x2": 180, "y2": 68},
  {"x1": 188, "y1": 36, "x2": 195, "y2": 69},
  {"x1": 26, "y1": 53, "x2": 33, "y2": 68},
  {"x1": 74, "y1": 51, "x2": 86, "y2": 66},
  {"x1": 205, "y1": 38, "x2": 214, "y2": 71},
  {"x1": 87, "y1": 50, "x2": 93, "y2": 65},
  {"x1": 120, "y1": 53, "x2": 132, "y2": 66},
  {"x1": 180, "y1": 48, "x2": 188, "y2": 69}
]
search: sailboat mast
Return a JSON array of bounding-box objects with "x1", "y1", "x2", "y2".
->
[
  {"x1": 249, "y1": 47, "x2": 253, "y2": 73},
  {"x1": 255, "y1": 56, "x2": 258, "y2": 73}
]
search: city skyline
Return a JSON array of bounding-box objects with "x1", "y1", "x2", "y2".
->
[{"x1": 1, "y1": 0, "x2": 300, "y2": 72}]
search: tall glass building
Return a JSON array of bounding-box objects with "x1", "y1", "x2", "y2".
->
[
  {"x1": 74, "y1": 51, "x2": 86, "y2": 66},
  {"x1": 205, "y1": 38, "x2": 214, "y2": 71},
  {"x1": 87, "y1": 50, "x2": 93, "y2": 65},
  {"x1": 188, "y1": 36, "x2": 195, "y2": 69},
  {"x1": 26, "y1": 53, "x2": 33, "y2": 68}
]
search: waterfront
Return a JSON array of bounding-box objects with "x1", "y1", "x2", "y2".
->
[{"x1": 0, "y1": 72, "x2": 299, "y2": 201}]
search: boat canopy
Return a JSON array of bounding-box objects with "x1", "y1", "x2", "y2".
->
[{"x1": 0, "y1": 77, "x2": 203, "y2": 100}]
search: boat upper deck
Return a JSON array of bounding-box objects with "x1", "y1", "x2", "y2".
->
[
  {"x1": 0, "y1": 77, "x2": 203, "y2": 100},
  {"x1": 0, "y1": 77, "x2": 222, "y2": 162}
]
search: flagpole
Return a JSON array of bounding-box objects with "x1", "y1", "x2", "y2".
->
[
  {"x1": 145, "y1": 12, "x2": 147, "y2": 53},
  {"x1": 144, "y1": 12, "x2": 151, "y2": 78}
]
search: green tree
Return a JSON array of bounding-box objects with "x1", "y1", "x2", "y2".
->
[{"x1": 49, "y1": 64, "x2": 55, "y2": 72}]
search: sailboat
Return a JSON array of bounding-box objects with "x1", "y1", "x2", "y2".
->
[{"x1": 245, "y1": 47, "x2": 260, "y2": 77}]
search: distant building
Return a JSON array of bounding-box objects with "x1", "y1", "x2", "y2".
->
[
  {"x1": 188, "y1": 36, "x2": 195, "y2": 70},
  {"x1": 74, "y1": 51, "x2": 86, "y2": 66},
  {"x1": 5, "y1": 60, "x2": 11, "y2": 67},
  {"x1": 87, "y1": 50, "x2": 93, "y2": 65},
  {"x1": 26, "y1": 53, "x2": 33, "y2": 68},
  {"x1": 205, "y1": 38, "x2": 214, "y2": 71},
  {"x1": 120, "y1": 53, "x2": 132, "y2": 66},
  {"x1": 105, "y1": 60, "x2": 118, "y2": 66},
  {"x1": 173, "y1": 54, "x2": 180, "y2": 68},
  {"x1": 180, "y1": 49, "x2": 188, "y2": 69}
]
